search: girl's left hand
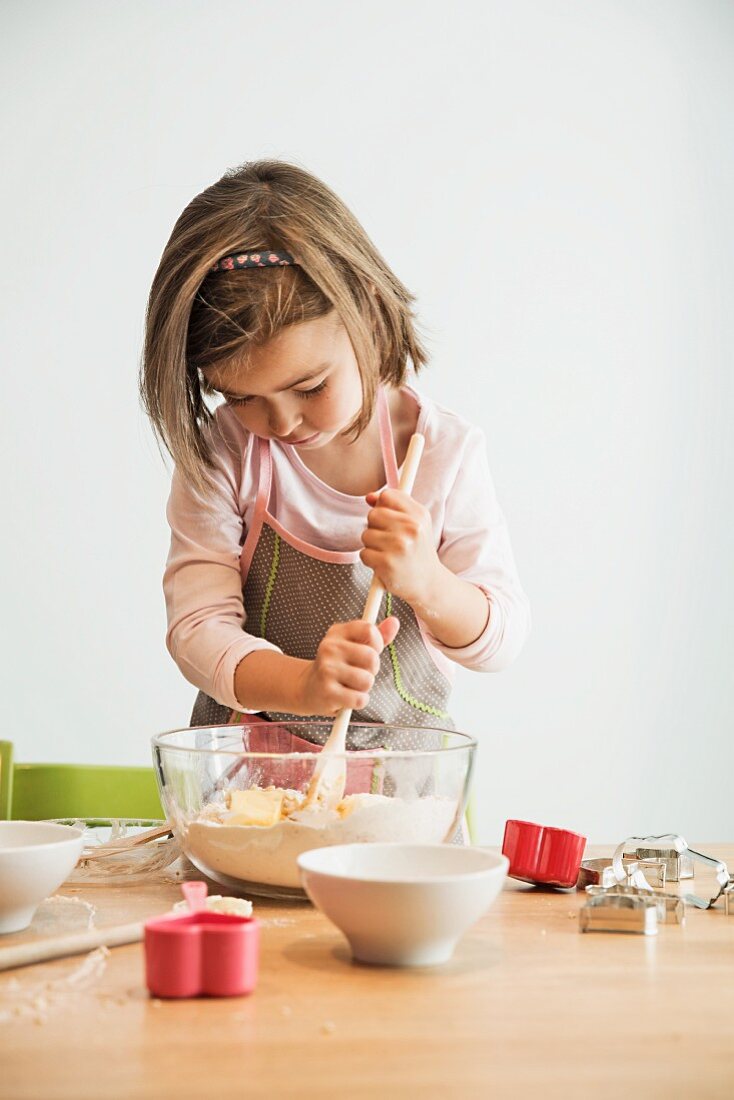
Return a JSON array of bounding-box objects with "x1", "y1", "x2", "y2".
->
[{"x1": 360, "y1": 489, "x2": 440, "y2": 608}]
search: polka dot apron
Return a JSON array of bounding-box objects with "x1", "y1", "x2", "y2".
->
[{"x1": 190, "y1": 386, "x2": 456, "y2": 743}]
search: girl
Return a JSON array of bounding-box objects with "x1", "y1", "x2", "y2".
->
[{"x1": 141, "y1": 160, "x2": 530, "y2": 746}]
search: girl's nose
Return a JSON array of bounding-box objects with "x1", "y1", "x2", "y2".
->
[{"x1": 267, "y1": 403, "x2": 300, "y2": 439}]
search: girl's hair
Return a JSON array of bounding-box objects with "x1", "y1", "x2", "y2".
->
[{"x1": 140, "y1": 159, "x2": 429, "y2": 492}]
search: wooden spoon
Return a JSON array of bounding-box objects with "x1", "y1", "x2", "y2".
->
[{"x1": 303, "y1": 432, "x2": 425, "y2": 812}]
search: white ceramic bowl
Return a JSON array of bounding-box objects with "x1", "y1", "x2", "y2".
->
[
  {"x1": 0, "y1": 821, "x2": 85, "y2": 933},
  {"x1": 297, "y1": 843, "x2": 509, "y2": 967}
]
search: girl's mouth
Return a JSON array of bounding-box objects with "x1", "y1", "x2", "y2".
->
[{"x1": 284, "y1": 432, "x2": 321, "y2": 446}]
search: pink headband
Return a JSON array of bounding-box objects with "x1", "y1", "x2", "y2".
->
[{"x1": 209, "y1": 250, "x2": 297, "y2": 272}]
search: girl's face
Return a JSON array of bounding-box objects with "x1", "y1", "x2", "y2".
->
[{"x1": 203, "y1": 311, "x2": 365, "y2": 450}]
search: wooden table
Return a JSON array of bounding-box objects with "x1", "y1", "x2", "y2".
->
[{"x1": 1, "y1": 845, "x2": 733, "y2": 1100}]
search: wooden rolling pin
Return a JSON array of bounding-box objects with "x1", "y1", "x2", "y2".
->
[{"x1": 0, "y1": 921, "x2": 143, "y2": 972}]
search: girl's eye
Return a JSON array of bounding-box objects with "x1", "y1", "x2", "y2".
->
[
  {"x1": 296, "y1": 380, "x2": 327, "y2": 399},
  {"x1": 223, "y1": 378, "x2": 327, "y2": 407}
]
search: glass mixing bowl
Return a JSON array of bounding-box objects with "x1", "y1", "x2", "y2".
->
[{"x1": 152, "y1": 723, "x2": 476, "y2": 900}]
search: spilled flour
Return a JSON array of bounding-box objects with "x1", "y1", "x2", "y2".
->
[
  {"x1": 1, "y1": 896, "x2": 109, "y2": 1026},
  {"x1": 30, "y1": 894, "x2": 97, "y2": 934},
  {"x1": 0, "y1": 947, "x2": 110, "y2": 1026}
]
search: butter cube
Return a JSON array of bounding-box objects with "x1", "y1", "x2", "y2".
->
[{"x1": 228, "y1": 787, "x2": 284, "y2": 827}]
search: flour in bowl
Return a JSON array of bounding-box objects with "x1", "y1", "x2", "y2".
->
[{"x1": 185, "y1": 788, "x2": 458, "y2": 889}]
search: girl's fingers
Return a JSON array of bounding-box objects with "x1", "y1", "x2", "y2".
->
[
  {"x1": 335, "y1": 664, "x2": 375, "y2": 694},
  {"x1": 317, "y1": 616, "x2": 401, "y2": 712},
  {"x1": 359, "y1": 549, "x2": 382, "y2": 575},
  {"x1": 337, "y1": 641, "x2": 381, "y2": 675},
  {"x1": 361, "y1": 527, "x2": 396, "y2": 548},
  {"x1": 344, "y1": 691, "x2": 370, "y2": 711},
  {"x1": 338, "y1": 620, "x2": 385, "y2": 650},
  {"x1": 323, "y1": 687, "x2": 370, "y2": 715},
  {"x1": 377, "y1": 616, "x2": 400, "y2": 647},
  {"x1": 364, "y1": 508, "x2": 405, "y2": 532},
  {"x1": 370, "y1": 488, "x2": 410, "y2": 512}
]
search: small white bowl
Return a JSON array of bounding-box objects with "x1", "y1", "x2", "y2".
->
[
  {"x1": 297, "y1": 843, "x2": 509, "y2": 967},
  {"x1": 0, "y1": 821, "x2": 85, "y2": 933}
]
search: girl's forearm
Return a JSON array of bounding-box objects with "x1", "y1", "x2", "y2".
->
[
  {"x1": 412, "y1": 563, "x2": 490, "y2": 650},
  {"x1": 232, "y1": 568, "x2": 490, "y2": 714},
  {"x1": 233, "y1": 650, "x2": 311, "y2": 715}
]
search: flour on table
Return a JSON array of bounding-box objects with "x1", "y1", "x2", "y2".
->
[{"x1": 0, "y1": 946, "x2": 110, "y2": 1026}]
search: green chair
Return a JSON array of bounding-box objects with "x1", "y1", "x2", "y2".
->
[{"x1": 0, "y1": 741, "x2": 163, "y2": 821}]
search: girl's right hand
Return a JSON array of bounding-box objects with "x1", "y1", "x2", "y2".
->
[{"x1": 297, "y1": 617, "x2": 400, "y2": 717}]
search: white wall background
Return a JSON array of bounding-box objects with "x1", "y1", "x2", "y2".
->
[{"x1": 2, "y1": 0, "x2": 732, "y2": 843}]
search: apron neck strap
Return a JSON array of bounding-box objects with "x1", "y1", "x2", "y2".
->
[
  {"x1": 254, "y1": 437, "x2": 272, "y2": 522},
  {"x1": 376, "y1": 386, "x2": 400, "y2": 489}
]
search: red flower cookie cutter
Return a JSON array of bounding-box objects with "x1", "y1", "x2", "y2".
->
[
  {"x1": 144, "y1": 882, "x2": 259, "y2": 998},
  {"x1": 502, "y1": 819, "x2": 587, "y2": 889}
]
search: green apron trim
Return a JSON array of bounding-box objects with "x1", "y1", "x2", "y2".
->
[
  {"x1": 385, "y1": 593, "x2": 451, "y2": 720},
  {"x1": 260, "y1": 532, "x2": 281, "y2": 638}
]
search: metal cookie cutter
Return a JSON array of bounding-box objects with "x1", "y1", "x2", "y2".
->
[
  {"x1": 579, "y1": 893, "x2": 658, "y2": 935},
  {"x1": 585, "y1": 885, "x2": 685, "y2": 926},
  {"x1": 724, "y1": 883, "x2": 734, "y2": 917},
  {"x1": 613, "y1": 834, "x2": 731, "y2": 909},
  {"x1": 621, "y1": 834, "x2": 693, "y2": 882},
  {"x1": 682, "y1": 848, "x2": 731, "y2": 910},
  {"x1": 577, "y1": 857, "x2": 666, "y2": 891}
]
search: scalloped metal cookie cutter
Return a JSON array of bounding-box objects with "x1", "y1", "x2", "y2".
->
[{"x1": 612, "y1": 834, "x2": 731, "y2": 910}]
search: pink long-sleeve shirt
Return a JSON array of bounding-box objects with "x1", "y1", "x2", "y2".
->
[{"x1": 164, "y1": 385, "x2": 531, "y2": 712}]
